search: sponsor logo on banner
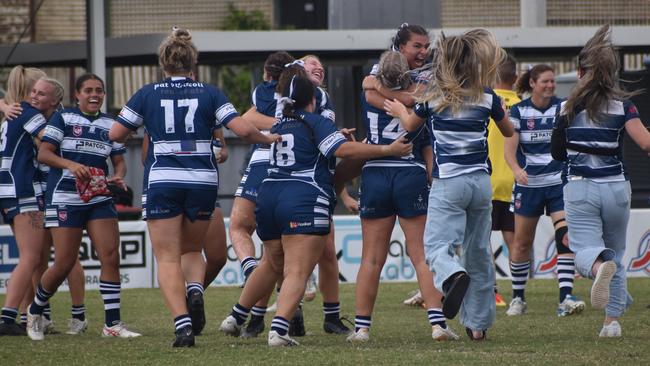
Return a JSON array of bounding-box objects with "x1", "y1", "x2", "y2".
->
[
  {"x1": 628, "y1": 230, "x2": 650, "y2": 274},
  {"x1": 535, "y1": 237, "x2": 557, "y2": 276}
]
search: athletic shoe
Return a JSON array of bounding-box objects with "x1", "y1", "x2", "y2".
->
[
  {"x1": 598, "y1": 320, "x2": 622, "y2": 338},
  {"x1": 42, "y1": 317, "x2": 60, "y2": 334},
  {"x1": 187, "y1": 291, "x2": 206, "y2": 335},
  {"x1": 102, "y1": 322, "x2": 141, "y2": 338},
  {"x1": 267, "y1": 301, "x2": 277, "y2": 313},
  {"x1": 241, "y1": 316, "x2": 265, "y2": 338},
  {"x1": 172, "y1": 324, "x2": 195, "y2": 347},
  {"x1": 442, "y1": 272, "x2": 470, "y2": 319},
  {"x1": 346, "y1": 328, "x2": 369, "y2": 343},
  {"x1": 495, "y1": 292, "x2": 507, "y2": 307},
  {"x1": 403, "y1": 289, "x2": 425, "y2": 307},
  {"x1": 591, "y1": 261, "x2": 616, "y2": 310},
  {"x1": 288, "y1": 306, "x2": 306, "y2": 337},
  {"x1": 465, "y1": 327, "x2": 487, "y2": 341},
  {"x1": 557, "y1": 294, "x2": 586, "y2": 317},
  {"x1": 219, "y1": 315, "x2": 242, "y2": 337},
  {"x1": 431, "y1": 324, "x2": 459, "y2": 341},
  {"x1": 304, "y1": 274, "x2": 317, "y2": 302},
  {"x1": 66, "y1": 318, "x2": 88, "y2": 335},
  {"x1": 0, "y1": 321, "x2": 27, "y2": 336},
  {"x1": 506, "y1": 297, "x2": 527, "y2": 316},
  {"x1": 268, "y1": 330, "x2": 299, "y2": 347},
  {"x1": 27, "y1": 311, "x2": 44, "y2": 341},
  {"x1": 323, "y1": 316, "x2": 352, "y2": 335}
]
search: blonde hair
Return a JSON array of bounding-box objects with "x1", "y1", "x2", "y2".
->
[
  {"x1": 563, "y1": 25, "x2": 638, "y2": 123},
  {"x1": 4, "y1": 66, "x2": 46, "y2": 104},
  {"x1": 420, "y1": 28, "x2": 505, "y2": 113},
  {"x1": 300, "y1": 54, "x2": 321, "y2": 64},
  {"x1": 158, "y1": 28, "x2": 198, "y2": 75},
  {"x1": 39, "y1": 77, "x2": 65, "y2": 105},
  {"x1": 376, "y1": 51, "x2": 412, "y2": 90}
]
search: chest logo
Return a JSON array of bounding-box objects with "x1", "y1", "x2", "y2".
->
[{"x1": 73, "y1": 125, "x2": 83, "y2": 137}]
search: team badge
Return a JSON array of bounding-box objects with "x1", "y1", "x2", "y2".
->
[
  {"x1": 527, "y1": 118, "x2": 535, "y2": 130},
  {"x1": 58, "y1": 210, "x2": 68, "y2": 221},
  {"x1": 73, "y1": 125, "x2": 83, "y2": 136}
]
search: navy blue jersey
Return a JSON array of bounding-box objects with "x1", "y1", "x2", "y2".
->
[
  {"x1": 266, "y1": 110, "x2": 347, "y2": 197},
  {"x1": 361, "y1": 92, "x2": 429, "y2": 168},
  {"x1": 42, "y1": 108, "x2": 126, "y2": 205},
  {"x1": 315, "y1": 87, "x2": 335, "y2": 122},
  {"x1": 117, "y1": 76, "x2": 238, "y2": 190},
  {"x1": 560, "y1": 99, "x2": 639, "y2": 182},
  {"x1": 414, "y1": 88, "x2": 505, "y2": 179},
  {"x1": 249, "y1": 80, "x2": 282, "y2": 166},
  {"x1": 511, "y1": 96, "x2": 564, "y2": 187},
  {"x1": 0, "y1": 102, "x2": 47, "y2": 198}
]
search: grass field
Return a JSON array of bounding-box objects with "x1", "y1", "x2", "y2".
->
[{"x1": 2, "y1": 279, "x2": 650, "y2": 365}]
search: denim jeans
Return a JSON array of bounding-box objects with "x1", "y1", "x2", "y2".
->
[
  {"x1": 564, "y1": 179, "x2": 633, "y2": 317},
  {"x1": 424, "y1": 171, "x2": 495, "y2": 330}
]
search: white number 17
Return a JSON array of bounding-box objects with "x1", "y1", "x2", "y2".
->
[{"x1": 160, "y1": 98, "x2": 198, "y2": 134}]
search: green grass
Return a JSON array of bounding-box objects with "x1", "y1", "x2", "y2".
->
[{"x1": 2, "y1": 279, "x2": 650, "y2": 365}]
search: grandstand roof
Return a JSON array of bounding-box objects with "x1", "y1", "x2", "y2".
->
[{"x1": 2, "y1": 26, "x2": 650, "y2": 67}]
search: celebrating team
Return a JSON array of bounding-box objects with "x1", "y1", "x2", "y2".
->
[{"x1": 1, "y1": 23, "x2": 649, "y2": 347}]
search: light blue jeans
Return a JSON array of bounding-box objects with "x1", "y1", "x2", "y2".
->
[
  {"x1": 564, "y1": 179, "x2": 633, "y2": 317},
  {"x1": 424, "y1": 171, "x2": 495, "y2": 331}
]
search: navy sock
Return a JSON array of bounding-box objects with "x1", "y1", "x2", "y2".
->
[
  {"x1": 186, "y1": 282, "x2": 204, "y2": 296},
  {"x1": 250, "y1": 306, "x2": 266, "y2": 321},
  {"x1": 270, "y1": 316, "x2": 290, "y2": 336},
  {"x1": 1, "y1": 307, "x2": 18, "y2": 325},
  {"x1": 557, "y1": 256, "x2": 575, "y2": 302},
  {"x1": 427, "y1": 308, "x2": 447, "y2": 328},
  {"x1": 29, "y1": 284, "x2": 54, "y2": 315},
  {"x1": 174, "y1": 314, "x2": 192, "y2": 332},
  {"x1": 510, "y1": 261, "x2": 530, "y2": 301},
  {"x1": 43, "y1": 303, "x2": 52, "y2": 321},
  {"x1": 241, "y1": 257, "x2": 258, "y2": 278},
  {"x1": 71, "y1": 304, "x2": 86, "y2": 322},
  {"x1": 354, "y1": 315, "x2": 371, "y2": 332},
  {"x1": 323, "y1": 302, "x2": 340, "y2": 321},
  {"x1": 230, "y1": 303, "x2": 250, "y2": 326},
  {"x1": 20, "y1": 313, "x2": 27, "y2": 326},
  {"x1": 99, "y1": 280, "x2": 121, "y2": 327}
]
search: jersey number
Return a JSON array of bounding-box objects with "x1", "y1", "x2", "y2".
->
[
  {"x1": 273, "y1": 134, "x2": 295, "y2": 167},
  {"x1": 160, "y1": 98, "x2": 198, "y2": 134},
  {"x1": 0, "y1": 121, "x2": 8, "y2": 152},
  {"x1": 367, "y1": 112, "x2": 405, "y2": 143}
]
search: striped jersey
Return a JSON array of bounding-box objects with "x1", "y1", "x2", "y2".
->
[
  {"x1": 42, "y1": 108, "x2": 126, "y2": 205},
  {"x1": 361, "y1": 92, "x2": 430, "y2": 169},
  {"x1": 0, "y1": 102, "x2": 47, "y2": 198},
  {"x1": 560, "y1": 99, "x2": 639, "y2": 182},
  {"x1": 266, "y1": 110, "x2": 347, "y2": 197},
  {"x1": 117, "y1": 76, "x2": 238, "y2": 190},
  {"x1": 414, "y1": 88, "x2": 505, "y2": 179},
  {"x1": 510, "y1": 96, "x2": 564, "y2": 187}
]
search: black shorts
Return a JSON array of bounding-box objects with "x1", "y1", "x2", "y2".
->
[{"x1": 491, "y1": 200, "x2": 514, "y2": 232}]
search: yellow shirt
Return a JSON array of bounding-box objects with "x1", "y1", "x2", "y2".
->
[{"x1": 488, "y1": 89, "x2": 520, "y2": 202}]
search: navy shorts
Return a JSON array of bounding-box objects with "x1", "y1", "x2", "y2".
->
[
  {"x1": 491, "y1": 200, "x2": 514, "y2": 231},
  {"x1": 142, "y1": 191, "x2": 218, "y2": 221},
  {"x1": 45, "y1": 200, "x2": 117, "y2": 228},
  {"x1": 512, "y1": 183, "x2": 564, "y2": 217},
  {"x1": 146, "y1": 187, "x2": 217, "y2": 221},
  {"x1": 235, "y1": 163, "x2": 269, "y2": 203},
  {"x1": 359, "y1": 166, "x2": 429, "y2": 219},
  {"x1": 0, "y1": 196, "x2": 44, "y2": 224},
  {"x1": 255, "y1": 181, "x2": 332, "y2": 241}
]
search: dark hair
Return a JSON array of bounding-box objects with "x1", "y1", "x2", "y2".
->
[
  {"x1": 497, "y1": 53, "x2": 518, "y2": 86},
  {"x1": 276, "y1": 64, "x2": 308, "y2": 95},
  {"x1": 515, "y1": 64, "x2": 554, "y2": 95},
  {"x1": 75, "y1": 73, "x2": 105, "y2": 92},
  {"x1": 281, "y1": 75, "x2": 314, "y2": 116},
  {"x1": 391, "y1": 23, "x2": 429, "y2": 51},
  {"x1": 264, "y1": 51, "x2": 295, "y2": 81}
]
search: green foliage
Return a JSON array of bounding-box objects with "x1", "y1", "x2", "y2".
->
[
  {"x1": 221, "y1": 3, "x2": 270, "y2": 31},
  {"x1": 2, "y1": 280, "x2": 650, "y2": 365}
]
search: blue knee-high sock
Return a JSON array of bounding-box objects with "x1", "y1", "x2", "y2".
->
[
  {"x1": 99, "y1": 280, "x2": 121, "y2": 327},
  {"x1": 29, "y1": 284, "x2": 54, "y2": 315},
  {"x1": 270, "y1": 316, "x2": 290, "y2": 336}
]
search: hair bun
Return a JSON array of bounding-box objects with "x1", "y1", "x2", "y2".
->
[{"x1": 171, "y1": 27, "x2": 192, "y2": 42}]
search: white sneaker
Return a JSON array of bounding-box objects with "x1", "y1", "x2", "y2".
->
[
  {"x1": 102, "y1": 322, "x2": 141, "y2": 338},
  {"x1": 67, "y1": 318, "x2": 88, "y2": 335},
  {"x1": 219, "y1": 315, "x2": 242, "y2": 337},
  {"x1": 431, "y1": 324, "x2": 460, "y2": 341},
  {"x1": 506, "y1": 297, "x2": 527, "y2": 316},
  {"x1": 346, "y1": 328, "x2": 370, "y2": 343},
  {"x1": 268, "y1": 330, "x2": 299, "y2": 347},
  {"x1": 599, "y1": 320, "x2": 622, "y2": 337},
  {"x1": 42, "y1": 317, "x2": 59, "y2": 334},
  {"x1": 303, "y1": 273, "x2": 317, "y2": 302},
  {"x1": 267, "y1": 301, "x2": 277, "y2": 313},
  {"x1": 403, "y1": 290, "x2": 424, "y2": 307},
  {"x1": 557, "y1": 295, "x2": 586, "y2": 317},
  {"x1": 591, "y1": 261, "x2": 616, "y2": 310},
  {"x1": 27, "y1": 311, "x2": 44, "y2": 341}
]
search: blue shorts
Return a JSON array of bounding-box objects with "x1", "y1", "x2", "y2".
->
[
  {"x1": 255, "y1": 181, "x2": 332, "y2": 241},
  {"x1": 45, "y1": 200, "x2": 117, "y2": 228},
  {"x1": 146, "y1": 187, "x2": 217, "y2": 221},
  {"x1": 359, "y1": 166, "x2": 429, "y2": 219},
  {"x1": 141, "y1": 191, "x2": 218, "y2": 221},
  {"x1": 235, "y1": 163, "x2": 269, "y2": 203},
  {"x1": 0, "y1": 196, "x2": 44, "y2": 224},
  {"x1": 512, "y1": 183, "x2": 564, "y2": 217}
]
